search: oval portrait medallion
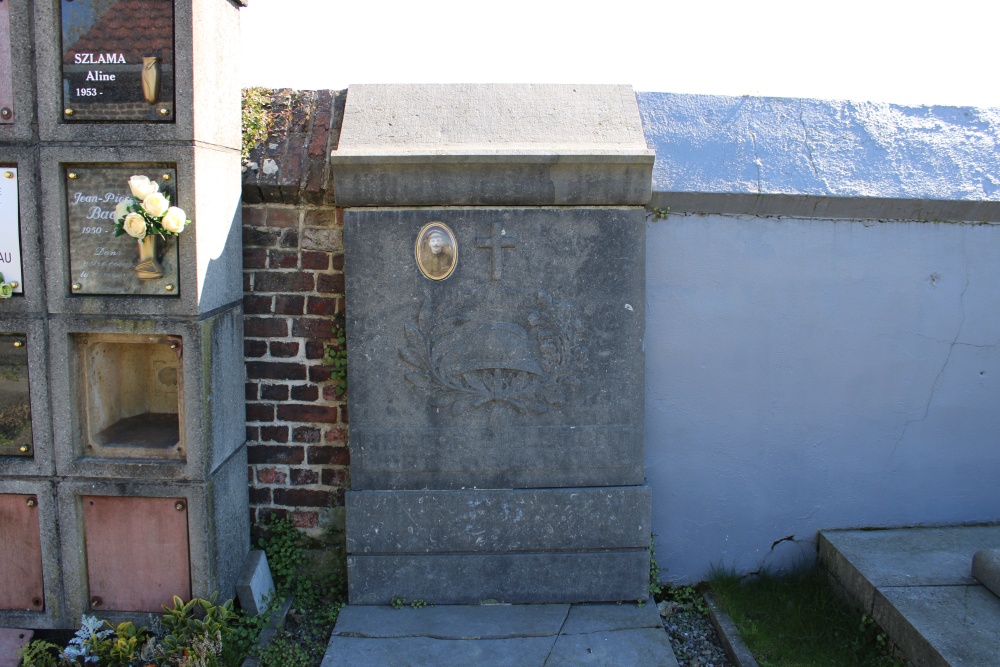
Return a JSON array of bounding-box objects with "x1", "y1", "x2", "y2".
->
[{"x1": 415, "y1": 222, "x2": 457, "y2": 281}]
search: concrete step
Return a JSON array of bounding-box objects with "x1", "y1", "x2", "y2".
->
[
  {"x1": 819, "y1": 525, "x2": 1000, "y2": 667},
  {"x1": 322, "y1": 599, "x2": 679, "y2": 666}
]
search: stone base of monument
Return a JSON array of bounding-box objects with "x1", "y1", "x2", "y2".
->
[
  {"x1": 820, "y1": 525, "x2": 1000, "y2": 667},
  {"x1": 346, "y1": 487, "x2": 651, "y2": 604}
]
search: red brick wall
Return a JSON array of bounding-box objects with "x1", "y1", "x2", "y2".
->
[{"x1": 241, "y1": 89, "x2": 349, "y2": 538}]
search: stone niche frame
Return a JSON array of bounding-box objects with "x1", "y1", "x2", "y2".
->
[
  {"x1": 47, "y1": 309, "x2": 246, "y2": 481},
  {"x1": 39, "y1": 145, "x2": 243, "y2": 317},
  {"x1": 0, "y1": 479, "x2": 64, "y2": 630},
  {"x1": 56, "y1": 453, "x2": 248, "y2": 627},
  {"x1": 33, "y1": 0, "x2": 243, "y2": 148},
  {"x1": 0, "y1": 0, "x2": 37, "y2": 142},
  {"x1": 0, "y1": 149, "x2": 47, "y2": 315},
  {"x1": 72, "y1": 333, "x2": 187, "y2": 462},
  {"x1": 0, "y1": 318, "x2": 54, "y2": 477}
]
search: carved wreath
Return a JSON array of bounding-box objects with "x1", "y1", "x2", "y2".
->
[{"x1": 399, "y1": 291, "x2": 586, "y2": 416}]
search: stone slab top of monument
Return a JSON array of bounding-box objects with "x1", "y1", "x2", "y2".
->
[{"x1": 331, "y1": 84, "x2": 655, "y2": 207}]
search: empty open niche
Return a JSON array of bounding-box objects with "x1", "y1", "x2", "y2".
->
[{"x1": 76, "y1": 334, "x2": 184, "y2": 460}]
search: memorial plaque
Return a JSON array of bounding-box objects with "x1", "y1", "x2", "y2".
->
[
  {"x1": 0, "y1": 168, "x2": 22, "y2": 292},
  {"x1": 66, "y1": 165, "x2": 180, "y2": 296},
  {"x1": 60, "y1": 0, "x2": 175, "y2": 122},
  {"x1": 0, "y1": 0, "x2": 12, "y2": 124},
  {"x1": 83, "y1": 496, "x2": 190, "y2": 612},
  {"x1": 0, "y1": 494, "x2": 45, "y2": 610},
  {"x1": 0, "y1": 333, "x2": 32, "y2": 457}
]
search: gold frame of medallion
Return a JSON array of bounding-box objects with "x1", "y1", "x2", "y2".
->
[{"x1": 414, "y1": 221, "x2": 457, "y2": 281}]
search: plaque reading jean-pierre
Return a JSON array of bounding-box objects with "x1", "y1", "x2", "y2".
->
[
  {"x1": 60, "y1": 0, "x2": 175, "y2": 122},
  {"x1": 0, "y1": 168, "x2": 22, "y2": 293},
  {"x1": 66, "y1": 166, "x2": 179, "y2": 296}
]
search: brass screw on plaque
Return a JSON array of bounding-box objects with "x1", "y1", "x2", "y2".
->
[
  {"x1": 64, "y1": 109, "x2": 75, "y2": 116},
  {"x1": 72, "y1": 282, "x2": 82, "y2": 291},
  {"x1": 26, "y1": 497, "x2": 36, "y2": 507},
  {"x1": 159, "y1": 108, "x2": 170, "y2": 116},
  {"x1": 10, "y1": 281, "x2": 17, "y2": 288},
  {"x1": 68, "y1": 172, "x2": 78, "y2": 179},
  {"x1": 13, "y1": 340, "x2": 22, "y2": 347},
  {"x1": 19, "y1": 446, "x2": 29, "y2": 453},
  {"x1": 175, "y1": 501, "x2": 186, "y2": 511},
  {"x1": 0, "y1": 108, "x2": 12, "y2": 120},
  {"x1": 162, "y1": 174, "x2": 171, "y2": 181},
  {"x1": 165, "y1": 284, "x2": 175, "y2": 292},
  {"x1": 91, "y1": 596, "x2": 102, "y2": 608},
  {"x1": 3, "y1": 171, "x2": 12, "y2": 179}
]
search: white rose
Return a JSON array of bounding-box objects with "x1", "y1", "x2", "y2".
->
[
  {"x1": 161, "y1": 207, "x2": 187, "y2": 234},
  {"x1": 142, "y1": 192, "x2": 170, "y2": 218},
  {"x1": 123, "y1": 213, "x2": 147, "y2": 239},
  {"x1": 128, "y1": 175, "x2": 159, "y2": 200},
  {"x1": 114, "y1": 198, "x2": 132, "y2": 222}
]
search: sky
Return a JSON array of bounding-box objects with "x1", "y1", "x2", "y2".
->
[{"x1": 240, "y1": 1, "x2": 1000, "y2": 109}]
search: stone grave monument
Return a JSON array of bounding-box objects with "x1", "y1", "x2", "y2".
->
[
  {"x1": 0, "y1": 0, "x2": 248, "y2": 629},
  {"x1": 332, "y1": 84, "x2": 654, "y2": 604}
]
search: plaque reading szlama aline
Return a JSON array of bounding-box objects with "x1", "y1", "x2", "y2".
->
[
  {"x1": 415, "y1": 222, "x2": 457, "y2": 280},
  {"x1": 66, "y1": 166, "x2": 179, "y2": 296},
  {"x1": 60, "y1": 0, "x2": 175, "y2": 122},
  {"x1": 0, "y1": 0, "x2": 13, "y2": 124},
  {"x1": 0, "y1": 168, "x2": 22, "y2": 293}
]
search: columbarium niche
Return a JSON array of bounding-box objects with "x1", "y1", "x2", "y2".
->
[
  {"x1": 0, "y1": 333, "x2": 32, "y2": 457},
  {"x1": 74, "y1": 334, "x2": 184, "y2": 459},
  {"x1": 0, "y1": 493, "x2": 44, "y2": 611},
  {"x1": 82, "y1": 496, "x2": 190, "y2": 613}
]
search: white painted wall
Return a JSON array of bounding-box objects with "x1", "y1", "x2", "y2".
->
[{"x1": 645, "y1": 213, "x2": 1000, "y2": 582}]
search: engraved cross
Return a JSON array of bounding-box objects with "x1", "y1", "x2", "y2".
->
[{"x1": 476, "y1": 221, "x2": 517, "y2": 281}]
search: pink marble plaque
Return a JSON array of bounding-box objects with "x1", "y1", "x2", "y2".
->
[{"x1": 83, "y1": 496, "x2": 191, "y2": 612}]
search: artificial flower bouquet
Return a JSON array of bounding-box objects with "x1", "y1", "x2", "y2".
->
[{"x1": 113, "y1": 175, "x2": 190, "y2": 240}]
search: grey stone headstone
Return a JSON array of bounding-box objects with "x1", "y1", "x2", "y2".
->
[
  {"x1": 336, "y1": 83, "x2": 652, "y2": 605},
  {"x1": 237, "y1": 550, "x2": 275, "y2": 616}
]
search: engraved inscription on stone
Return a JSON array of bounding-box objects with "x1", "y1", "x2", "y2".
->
[
  {"x1": 0, "y1": 333, "x2": 33, "y2": 458},
  {"x1": 66, "y1": 165, "x2": 179, "y2": 296},
  {"x1": 60, "y1": 0, "x2": 175, "y2": 122},
  {"x1": 0, "y1": 168, "x2": 22, "y2": 293},
  {"x1": 0, "y1": 0, "x2": 13, "y2": 124}
]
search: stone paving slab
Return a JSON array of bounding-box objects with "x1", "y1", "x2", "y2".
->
[
  {"x1": 560, "y1": 600, "x2": 663, "y2": 634},
  {"x1": 546, "y1": 627, "x2": 678, "y2": 666},
  {"x1": 323, "y1": 600, "x2": 679, "y2": 666},
  {"x1": 0, "y1": 628, "x2": 32, "y2": 667},
  {"x1": 820, "y1": 525, "x2": 1000, "y2": 667},
  {"x1": 321, "y1": 635, "x2": 558, "y2": 667},
  {"x1": 876, "y1": 585, "x2": 1000, "y2": 667},
  {"x1": 331, "y1": 603, "x2": 570, "y2": 639},
  {"x1": 821, "y1": 525, "x2": 1000, "y2": 587}
]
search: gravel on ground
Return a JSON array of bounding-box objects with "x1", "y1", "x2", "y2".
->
[{"x1": 659, "y1": 600, "x2": 734, "y2": 667}]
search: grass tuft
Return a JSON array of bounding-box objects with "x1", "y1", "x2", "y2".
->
[{"x1": 708, "y1": 566, "x2": 902, "y2": 667}]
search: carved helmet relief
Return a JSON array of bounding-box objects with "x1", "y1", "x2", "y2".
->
[{"x1": 399, "y1": 289, "x2": 586, "y2": 417}]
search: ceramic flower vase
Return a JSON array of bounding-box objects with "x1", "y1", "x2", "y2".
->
[
  {"x1": 142, "y1": 57, "x2": 161, "y2": 105},
  {"x1": 135, "y1": 235, "x2": 163, "y2": 280}
]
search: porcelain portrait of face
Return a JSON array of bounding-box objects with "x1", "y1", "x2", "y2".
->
[{"x1": 415, "y1": 222, "x2": 457, "y2": 280}]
